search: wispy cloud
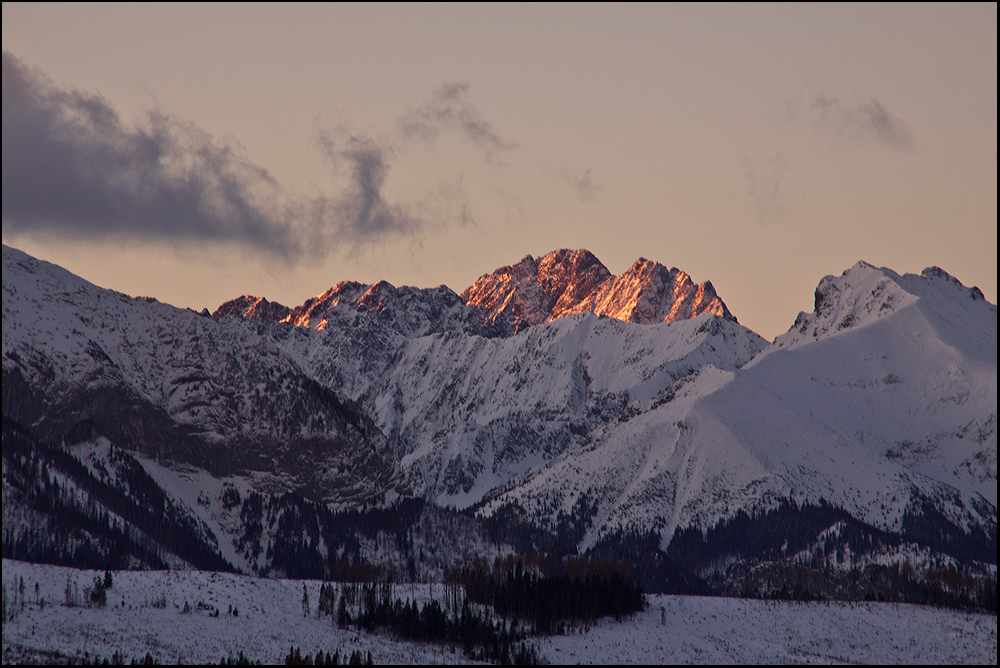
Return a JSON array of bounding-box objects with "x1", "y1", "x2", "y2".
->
[
  {"x1": 572, "y1": 167, "x2": 599, "y2": 203},
  {"x1": 312, "y1": 133, "x2": 422, "y2": 244},
  {"x1": 399, "y1": 83, "x2": 516, "y2": 159},
  {"x1": 807, "y1": 93, "x2": 914, "y2": 150},
  {"x1": 1, "y1": 53, "x2": 507, "y2": 261}
]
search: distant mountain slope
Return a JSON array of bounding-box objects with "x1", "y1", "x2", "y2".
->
[
  {"x1": 2, "y1": 417, "x2": 508, "y2": 579},
  {"x1": 2, "y1": 245, "x2": 406, "y2": 506},
  {"x1": 281, "y1": 309, "x2": 767, "y2": 506}
]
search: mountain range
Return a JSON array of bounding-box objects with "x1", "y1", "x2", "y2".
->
[{"x1": 2, "y1": 244, "x2": 996, "y2": 589}]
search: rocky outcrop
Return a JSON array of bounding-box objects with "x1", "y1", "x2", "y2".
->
[
  {"x1": 460, "y1": 249, "x2": 613, "y2": 327},
  {"x1": 212, "y1": 296, "x2": 291, "y2": 323},
  {"x1": 570, "y1": 258, "x2": 733, "y2": 323},
  {"x1": 461, "y1": 249, "x2": 736, "y2": 328}
]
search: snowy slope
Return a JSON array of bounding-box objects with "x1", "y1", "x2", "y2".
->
[
  {"x1": 4, "y1": 244, "x2": 994, "y2": 571},
  {"x1": 3, "y1": 559, "x2": 995, "y2": 665},
  {"x1": 1, "y1": 559, "x2": 476, "y2": 665},
  {"x1": 2, "y1": 244, "x2": 406, "y2": 506},
  {"x1": 756, "y1": 262, "x2": 996, "y2": 505},
  {"x1": 203, "y1": 247, "x2": 762, "y2": 510},
  {"x1": 280, "y1": 310, "x2": 767, "y2": 507}
]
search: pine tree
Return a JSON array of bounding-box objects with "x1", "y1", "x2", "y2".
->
[
  {"x1": 64, "y1": 575, "x2": 75, "y2": 607},
  {"x1": 337, "y1": 590, "x2": 350, "y2": 629},
  {"x1": 303, "y1": 583, "x2": 310, "y2": 617}
]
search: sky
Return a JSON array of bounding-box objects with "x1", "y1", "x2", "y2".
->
[{"x1": 2, "y1": 4, "x2": 996, "y2": 340}]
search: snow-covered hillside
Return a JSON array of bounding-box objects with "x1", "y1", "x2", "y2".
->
[
  {"x1": 282, "y1": 308, "x2": 766, "y2": 507},
  {"x1": 2, "y1": 559, "x2": 995, "y2": 665},
  {"x1": 2, "y1": 245, "x2": 406, "y2": 506}
]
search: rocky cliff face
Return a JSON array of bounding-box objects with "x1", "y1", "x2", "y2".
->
[
  {"x1": 563, "y1": 257, "x2": 734, "y2": 324},
  {"x1": 213, "y1": 248, "x2": 734, "y2": 335},
  {"x1": 460, "y1": 249, "x2": 734, "y2": 329},
  {"x1": 459, "y1": 249, "x2": 613, "y2": 328},
  {"x1": 212, "y1": 295, "x2": 291, "y2": 323}
]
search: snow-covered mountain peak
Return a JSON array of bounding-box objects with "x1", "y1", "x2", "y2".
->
[
  {"x1": 773, "y1": 261, "x2": 918, "y2": 350},
  {"x1": 212, "y1": 248, "x2": 735, "y2": 337},
  {"x1": 538, "y1": 249, "x2": 614, "y2": 319},
  {"x1": 287, "y1": 280, "x2": 489, "y2": 339},
  {"x1": 773, "y1": 261, "x2": 996, "y2": 356},
  {"x1": 903, "y1": 266, "x2": 993, "y2": 311},
  {"x1": 3, "y1": 244, "x2": 408, "y2": 506},
  {"x1": 5, "y1": 243, "x2": 996, "y2": 574},
  {"x1": 460, "y1": 249, "x2": 612, "y2": 328},
  {"x1": 283, "y1": 281, "x2": 371, "y2": 328}
]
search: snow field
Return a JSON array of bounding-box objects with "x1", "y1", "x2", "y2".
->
[
  {"x1": 3, "y1": 559, "x2": 995, "y2": 665},
  {"x1": 1, "y1": 560, "x2": 473, "y2": 665},
  {"x1": 540, "y1": 593, "x2": 996, "y2": 664}
]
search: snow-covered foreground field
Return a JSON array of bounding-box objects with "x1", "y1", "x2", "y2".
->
[
  {"x1": 2, "y1": 560, "x2": 996, "y2": 664},
  {"x1": 540, "y1": 594, "x2": 996, "y2": 665}
]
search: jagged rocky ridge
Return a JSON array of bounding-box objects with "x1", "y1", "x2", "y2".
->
[
  {"x1": 460, "y1": 248, "x2": 735, "y2": 329},
  {"x1": 212, "y1": 295, "x2": 291, "y2": 323},
  {"x1": 214, "y1": 248, "x2": 735, "y2": 332},
  {"x1": 3, "y1": 245, "x2": 996, "y2": 580}
]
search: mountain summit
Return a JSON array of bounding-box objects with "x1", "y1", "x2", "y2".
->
[
  {"x1": 212, "y1": 248, "x2": 734, "y2": 335},
  {"x1": 461, "y1": 249, "x2": 735, "y2": 329}
]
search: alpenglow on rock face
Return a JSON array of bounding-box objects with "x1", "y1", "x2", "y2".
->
[
  {"x1": 460, "y1": 249, "x2": 735, "y2": 329},
  {"x1": 211, "y1": 249, "x2": 735, "y2": 334},
  {"x1": 212, "y1": 295, "x2": 291, "y2": 323}
]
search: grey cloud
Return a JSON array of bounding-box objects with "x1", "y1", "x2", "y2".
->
[
  {"x1": 808, "y1": 93, "x2": 914, "y2": 150},
  {"x1": 399, "y1": 83, "x2": 515, "y2": 157},
  {"x1": 2, "y1": 51, "x2": 421, "y2": 260},
  {"x1": 855, "y1": 99, "x2": 913, "y2": 150},
  {"x1": 317, "y1": 136, "x2": 422, "y2": 242}
]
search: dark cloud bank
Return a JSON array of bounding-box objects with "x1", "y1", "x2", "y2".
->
[{"x1": 1, "y1": 52, "x2": 511, "y2": 261}]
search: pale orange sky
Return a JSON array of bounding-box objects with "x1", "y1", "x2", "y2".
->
[{"x1": 3, "y1": 4, "x2": 996, "y2": 339}]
